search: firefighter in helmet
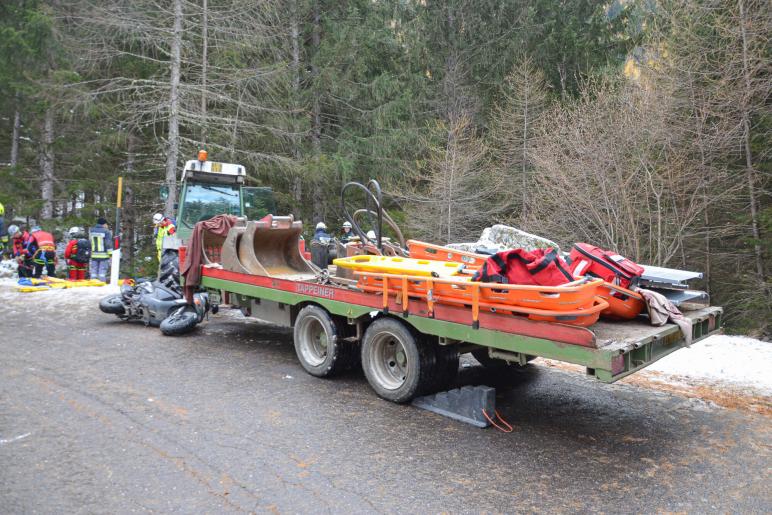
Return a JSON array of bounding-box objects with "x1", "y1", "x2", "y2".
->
[
  {"x1": 27, "y1": 226, "x2": 57, "y2": 278},
  {"x1": 9, "y1": 224, "x2": 32, "y2": 278},
  {"x1": 153, "y1": 213, "x2": 176, "y2": 261}
]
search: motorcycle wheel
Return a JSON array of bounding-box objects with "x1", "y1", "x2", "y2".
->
[
  {"x1": 99, "y1": 294, "x2": 126, "y2": 315},
  {"x1": 160, "y1": 306, "x2": 199, "y2": 336}
]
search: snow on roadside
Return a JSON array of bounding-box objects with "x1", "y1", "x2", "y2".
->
[
  {"x1": 0, "y1": 276, "x2": 119, "y2": 314},
  {"x1": 0, "y1": 259, "x2": 18, "y2": 278},
  {"x1": 536, "y1": 333, "x2": 770, "y2": 414},
  {"x1": 642, "y1": 334, "x2": 771, "y2": 396}
]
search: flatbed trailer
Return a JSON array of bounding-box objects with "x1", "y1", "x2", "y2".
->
[{"x1": 198, "y1": 266, "x2": 722, "y2": 402}]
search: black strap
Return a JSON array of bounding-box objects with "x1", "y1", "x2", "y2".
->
[
  {"x1": 529, "y1": 249, "x2": 557, "y2": 274},
  {"x1": 555, "y1": 259, "x2": 574, "y2": 282},
  {"x1": 573, "y1": 244, "x2": 633, "y2": 281},
  {"x1": 474, "y1": 261, "x2": 508, "y2": 284},
  {"x1": 506, "y1": 251, "x2": 533, "y2": 265},
  {"x1": 527, "y1": 248, "x2": 574, "y2": 282}
]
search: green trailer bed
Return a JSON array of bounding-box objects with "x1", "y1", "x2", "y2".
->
[{"x1": 200, "y1": 267, "x2": 722, "y2": 402}]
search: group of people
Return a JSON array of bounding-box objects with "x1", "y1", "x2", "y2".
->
[
  {"x1": 3, "y1": 212, "x2": 175, "y2": 282},
  {"x1": 312, "y1": 221, "x2": 354, "y2": 244},
  {"x1": 6, "y1": 218, "x2": 114, "y2": 282}
]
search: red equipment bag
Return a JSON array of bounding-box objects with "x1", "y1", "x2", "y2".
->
[
  {"x1": 568, "y1": 243, "x2": 644, "y2": 289},
  {"x1": 472, "y1": 248, "x2": 574, "y2": 287}
]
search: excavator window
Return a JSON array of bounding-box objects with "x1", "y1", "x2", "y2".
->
[{"x1": 179, "y1": 183, "x2": 241, "y2": 228}]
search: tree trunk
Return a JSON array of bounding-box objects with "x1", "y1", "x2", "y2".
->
[
  {"x1": 10, "y1": 93, "x2": 21, "y2": 167},
  {"x1": 200, "y1": 0, "x2": 208, "y2": 146},
  {"x1": 738, "y1": 0, "x2": 764, "y2": 283},
  {"x1": 311, "y1": 1, "x2": 321, "y2": 156},
  {"x1": 39, "y1": 106, "x2": 55, "y2": 220},
  {"x1": 124, "y1": 185, "x2": 135, "y2": 274},
  {"x1": 123, "y1": 135, "x2": 136, "y2": 272},
  {"x1": 164, "y1": 0, "x2": 183, "y2": 216},
  {"x1": 558, "y1": 61, "x2": 567, "y2": 100},
  {"x1": 310, "y1": 0, "x2": 323, "y2": 222},
  {"x1": 290, "y1": 4, "x2": 303, "y2": 217},
  {"x1": 520, "y1": 83, "x2": 529, "y2": 220}
]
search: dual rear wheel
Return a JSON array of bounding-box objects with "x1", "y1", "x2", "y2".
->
[{"x1": 293, "y1": 306, "x2": 458, "y2": 403}]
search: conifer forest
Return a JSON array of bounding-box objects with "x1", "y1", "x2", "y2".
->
[{"x1": 0, "y1": 0, "x2": 769, "y2": 333}]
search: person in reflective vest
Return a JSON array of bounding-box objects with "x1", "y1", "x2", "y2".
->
[
  {"x1": 26, "y1": 226, "x2": 57, "y2": 278},
  {"x1": 0, "y1": 202, "x2": 6, "y2": 257},
  {"x1": 9, "y1": 225, "x2": 32, "y2": 278},
  {"x1": 153, "y1": 213, "x2": 176, "y2": 261},
  {"x1": 89, "y1": 217, "x2": 113, "y2": 282}
]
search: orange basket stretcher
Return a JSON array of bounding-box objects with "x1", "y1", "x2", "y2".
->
[
  {"x1": 407, "y1": 240, "x2": 487, "y2": 270},
  {"x1": 409, "y1": 239, "x2": 644, "y2": 321},
  {"x1": 596, "y1": 282, "x2": 645, "y2": 320},
  {"x1": 354, "y1": 271, "x2": 607, "y2": 327}
]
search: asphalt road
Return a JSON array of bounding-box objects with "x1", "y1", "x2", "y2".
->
[{"x1": 1, "y1": 294, "x2": 769, "y2": 514}]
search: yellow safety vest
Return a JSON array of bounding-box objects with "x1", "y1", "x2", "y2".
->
[{"x1": 155, "y1": 223, "x2": 175, "y2": 260}]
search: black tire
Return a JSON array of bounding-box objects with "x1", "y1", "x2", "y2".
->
[
  {"x1": 361, "y1": 317, "x2": 435, "y2": 403},
  {"x1": 293, "y1": 305, "x2": 358, "y2": 377},
  {"x1": 428, "y1": 339, "x2": 459, "y2": 393},
  {"x1": 159, "y1": 249, "x2": 181, "y2": 294},
  {"x1": 160, "y1": 306, "x2": 199, "y2": 336},
  {"x1": 99, "y1": 294, "x2": 126, "y2": 315}
]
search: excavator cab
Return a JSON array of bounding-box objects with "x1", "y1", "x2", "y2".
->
[{"x1": 168, "y1": 153, "x2": 276, "y2": 244}]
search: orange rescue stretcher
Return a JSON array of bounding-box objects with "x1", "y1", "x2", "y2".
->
[
  {"x1": 407, "y1": 240, "x2": 645, "y2": 321},
  {"x1": 354, "y1": 271, "x2": 608, "y2": 327}
]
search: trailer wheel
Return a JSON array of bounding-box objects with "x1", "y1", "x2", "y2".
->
[
  {"x1": 429, "y1": 341, "x2": 459, "y2": 392},
  {"x1": 293, "y1": 305, "x2": 356, "y2": 377},
  {"x1": 361, "y1": 318, "x2": 434, "y2": 403}
]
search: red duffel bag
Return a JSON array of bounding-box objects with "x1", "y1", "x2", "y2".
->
[
  {"x1": 472, "y1": 248, "x2": 574, "y2": 287},
  {"x1": 568, "y1": 243, "x2": 644, "y2": 289}
]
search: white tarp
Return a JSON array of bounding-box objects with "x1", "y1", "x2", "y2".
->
[{"x1": 448, "y1": 224, "x2": 560, "y2": 253}]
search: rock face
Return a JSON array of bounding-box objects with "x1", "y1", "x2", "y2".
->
[{"x1": 448, "y1": 224, "x2": 560, "y2": 254}]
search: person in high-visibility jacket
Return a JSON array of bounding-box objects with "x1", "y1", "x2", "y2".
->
[
  {"x1": 26, "y1": 226, "x2": 57, "y2": 278},
  {"x1": 153, "y1": 213, "x2": 176, "y2": 261},
  {"x1": 0, "y1": 202, "x2": 7, "y2": 257},
  {"x1": 89, "y1": 217, "x2": 113, "y2": 283}
]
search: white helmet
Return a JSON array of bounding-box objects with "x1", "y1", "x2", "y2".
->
[
  {"x1": 68, "y1": 226, "x2": 81, "y2": 237},
  {"x1": 7, "y1": 224, "x2": 19, "y2": 237},
  {"x1": 342, "y1": 221, "x2": 352, "y2": 229},
  {"x1": 153, "y1": 213, "x2": 164, "y2": 224},
  {"x1": 315, "y1": 222, "x2": 327, "y2": 230},
  {"x1": 366, "y1": 230, "x2": 376, "y2": 240}
]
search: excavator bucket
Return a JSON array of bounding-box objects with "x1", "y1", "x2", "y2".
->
[{"x1": 221, "y1": 215, "x2": 316, "y2": 279}]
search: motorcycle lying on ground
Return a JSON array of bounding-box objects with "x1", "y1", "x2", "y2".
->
[{"x1": 99, "y1": 280, "x2": 212, "y2": 336}]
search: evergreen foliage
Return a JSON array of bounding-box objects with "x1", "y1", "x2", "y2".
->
[{"x1": 0, "y1": 0, "x2": 768, "y2": 333}]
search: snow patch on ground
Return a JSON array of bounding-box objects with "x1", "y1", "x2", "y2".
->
[
  {"x1": 0, "y1": 276, "x2": 120, "y2": 313},
  {"x1": 642, "y1": 334, "x2": 771, "y2": 396},
  {"x1": 0, "y1": 259, "x2": 18, "y2": 278}
]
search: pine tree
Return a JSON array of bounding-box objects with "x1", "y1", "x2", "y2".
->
[{"x1": 489, "y1": 56, "x2": 550, "y2": 224}]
